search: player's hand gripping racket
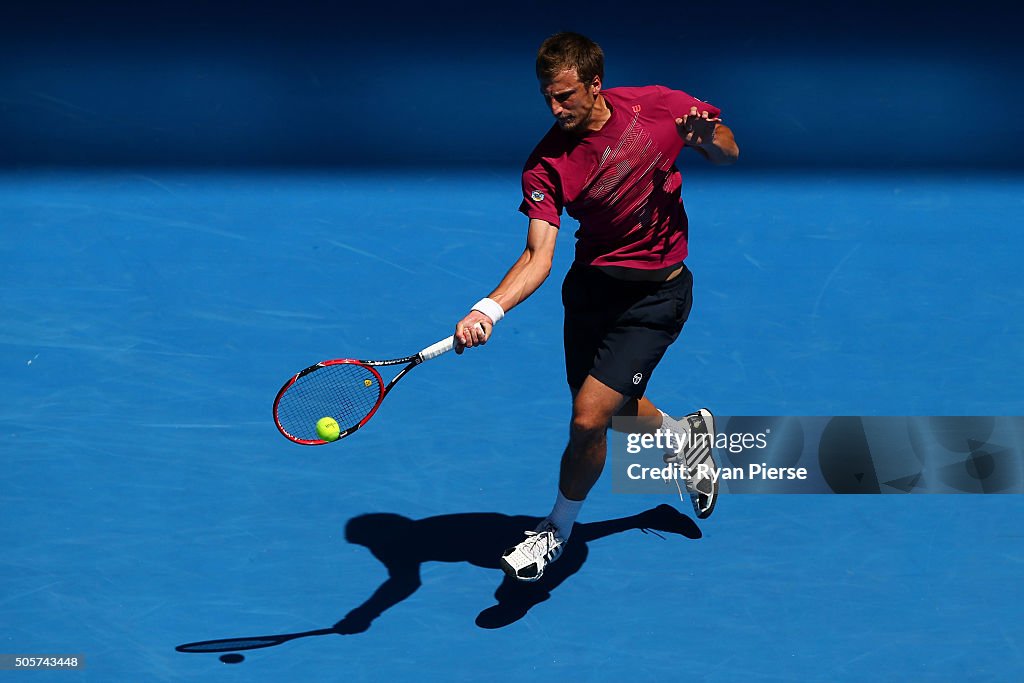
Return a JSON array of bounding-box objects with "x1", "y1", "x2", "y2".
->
[{"x1": 273, "y1": 329, "x2": 477, "y2": 445}]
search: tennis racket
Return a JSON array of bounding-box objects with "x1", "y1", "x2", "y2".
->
[{"x1": 273, "y1": 329, "x2": 476, "y2": 445}]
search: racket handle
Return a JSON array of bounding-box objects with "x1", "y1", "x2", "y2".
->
[
  {"x1": 418, "y1": 324, "x2": 485, "y2": 362},
  {"x1": 418, "y1": 336, "x2": 456, "y2": 361}
]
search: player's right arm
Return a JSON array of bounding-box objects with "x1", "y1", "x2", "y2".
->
[{"x1": 455, "y1": 218, "x2": 558, "y2": 352}]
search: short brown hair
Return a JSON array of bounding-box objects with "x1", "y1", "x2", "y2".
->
[{"x1": 535, "y1": 32, "x2": 604, "y2": 85}]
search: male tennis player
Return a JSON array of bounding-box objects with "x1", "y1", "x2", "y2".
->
[{"x1": 454, "y1": 32, "x2": 739, "y2": 582}]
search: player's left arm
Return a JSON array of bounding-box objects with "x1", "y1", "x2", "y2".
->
[{"x1": 676, "y1": 107, "x2": 739, "y2": 165}]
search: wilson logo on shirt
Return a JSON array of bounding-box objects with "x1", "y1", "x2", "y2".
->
[{"x1": 530, "y1": 190, "x2": 545, "y2": 202}]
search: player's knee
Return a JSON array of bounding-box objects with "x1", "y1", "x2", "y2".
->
[{"x1": 570, "y1": 410, "x2": 610, "y2": 437}]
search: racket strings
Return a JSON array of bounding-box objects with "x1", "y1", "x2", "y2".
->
[{"x1": 277, "y1": 363, "x2": 382, "y2": 440}]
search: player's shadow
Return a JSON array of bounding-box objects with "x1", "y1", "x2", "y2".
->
[{"x1": 176, "y1": 504, "x2": 700, "y2": 654}]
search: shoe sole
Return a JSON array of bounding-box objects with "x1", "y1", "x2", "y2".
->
[
  {"x1": 695, "y1": 476, "x2": 718, "y2": 519},
  {"x1": 500, "y1": 556, "x2": 543, "y2": 582},
  {"x1": 694, "y1": 408, "x2": 718, "y2": 519}
]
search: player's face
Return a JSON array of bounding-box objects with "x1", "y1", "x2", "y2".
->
[{"x1": 540, "y1": 69, "x2": 600, "y2": 134}]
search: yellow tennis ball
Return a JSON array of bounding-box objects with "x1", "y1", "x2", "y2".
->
[
  {"x1": 316, "y1": 416, "x2": 340, "y2": 442},
  {"x1": 363, "y1": 379, "x2": 372, "y2": 387}
]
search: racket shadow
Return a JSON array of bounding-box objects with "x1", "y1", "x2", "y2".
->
[{"x1": 176, "y1": 504, "x2": 700, "y2": 654}]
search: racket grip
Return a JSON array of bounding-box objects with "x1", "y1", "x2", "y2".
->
[
  {"x1": 418, "y1": 324, "x2": 484, "y2": 362},
  {"x1": 418, "y1": 336, "x2": 456, "y2": 361}
]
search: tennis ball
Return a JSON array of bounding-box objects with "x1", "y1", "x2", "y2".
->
[{"x1": 316, "y1": 416, "x2": 340, "y2": 442}]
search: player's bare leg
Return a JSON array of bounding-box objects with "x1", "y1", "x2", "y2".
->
[
  {"x1": 559, "y1": 375, "x2": 628, "y2": 500},
  {"x1": 613, "y1": 396, "x2": 719, "y2": 518},
  {"x1": 624, "y1": 398, "x2": 719, "y2": 518},
  {"x1": 500, "y1": 378, "x2": 718, "y2": 581},
  {"x1": 615, "y1": 396, "x2": 665, "y2": 434},
  {"x1": 501, "y1": 376, "x2": 626, "y2": 581}
]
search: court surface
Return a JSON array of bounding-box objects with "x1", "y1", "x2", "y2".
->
[{"x1": 2, "y1": 169, "x2": 1022, "y2": 680}]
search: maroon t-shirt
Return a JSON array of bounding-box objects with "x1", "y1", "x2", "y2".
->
[{"x1": 519, "y1": 85, "x2": 720, "y2": 269}]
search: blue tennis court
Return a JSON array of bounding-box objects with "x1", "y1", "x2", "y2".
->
[
  {"x1": 4, "y1": 0, "x2": 1024, "y2": 677},
  {"x1": 3, "y1": 169, "x2": 1022, "y2": 680}
]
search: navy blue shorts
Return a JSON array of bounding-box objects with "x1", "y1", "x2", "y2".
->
[{"x1": 561, "y1": 263, "x2": 693, "y2": 398}]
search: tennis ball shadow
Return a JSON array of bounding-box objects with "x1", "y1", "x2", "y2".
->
[{"x1": 176, "y1": 504, "x2": 700, "y2": 655}]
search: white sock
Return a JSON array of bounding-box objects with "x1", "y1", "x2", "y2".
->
[
  {"x1": 659, "y1": 409, "x2": 692, "y2": 450},
  {"x1": 544, "y1": 490, "x2": 584, "y2": 540},
  {"x1": 658, "y1": 409, "x2": 690, "y2": 434}
]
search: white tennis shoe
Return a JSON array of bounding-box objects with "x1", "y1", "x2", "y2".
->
[
  {"x1": 664, "y1": 408, "x2": 719, "y2": 519},
  {"x1": 500, "y1": 520, "x2": 566, "y2": 582}
]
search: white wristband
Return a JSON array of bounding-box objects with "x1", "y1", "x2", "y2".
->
[{"x1": 472, "y1": 297, "x2": 505, "y2": 324}]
